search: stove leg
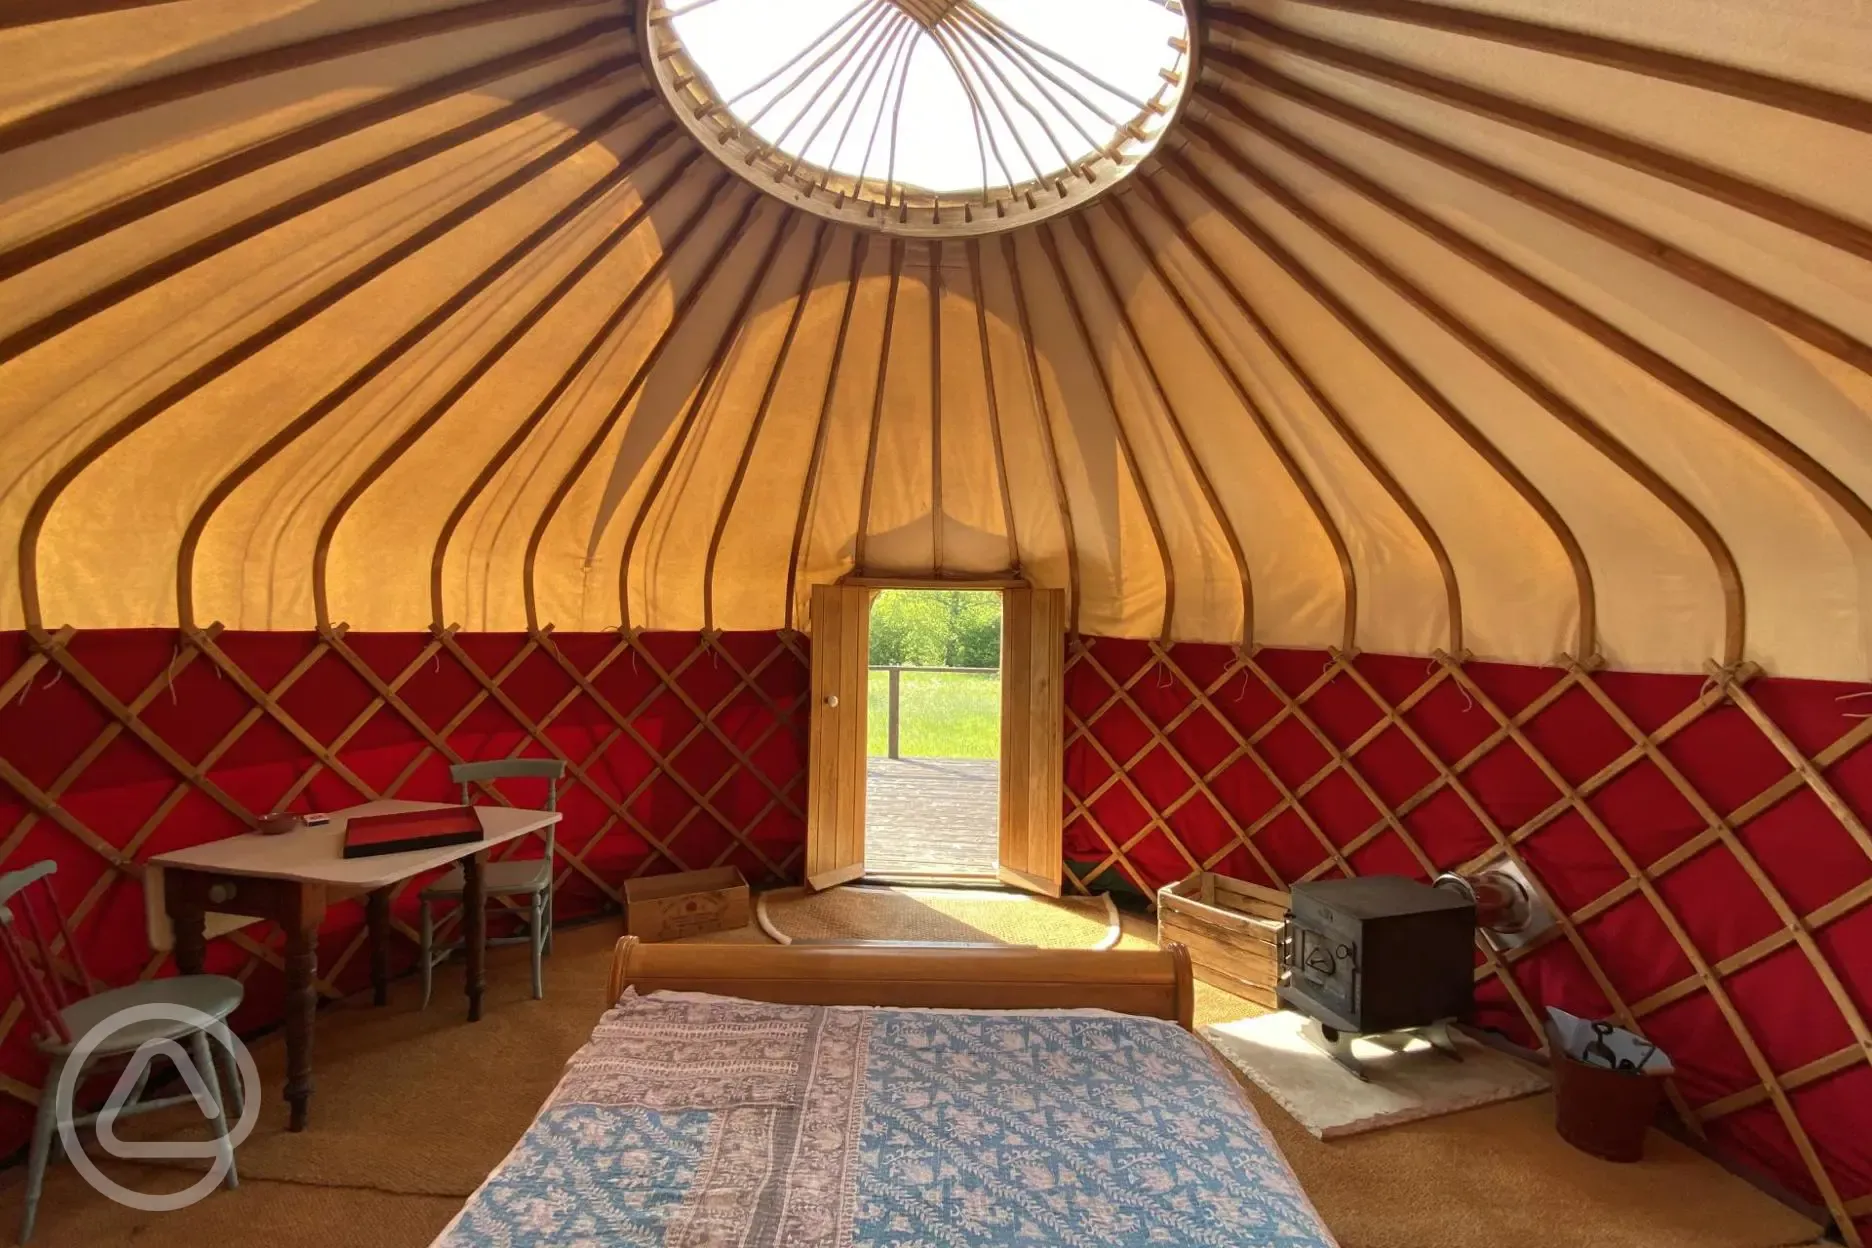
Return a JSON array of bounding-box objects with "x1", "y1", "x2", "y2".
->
[
  {"x1": 1420, "y1": 1019, "x2": 1464, "y2": 1061},
  {"x1": 1304, "y1": 1019, "x2": 1369, "y2": 1082}
]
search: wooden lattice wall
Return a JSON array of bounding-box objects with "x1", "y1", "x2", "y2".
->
[
  {"x1": 0, "y1": 625, "x2": 808, "y2": 1154},
  {"x1": 1063, "y1": 637, "x2": 1872, "y2": 1243},
  {"x1": 4, "y1": 625, "x2": 1871, "y2": 1242}
]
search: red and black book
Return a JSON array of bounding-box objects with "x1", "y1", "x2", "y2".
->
[{"x1": 342, "y1": 806, "x2": 484, "y2": 859}]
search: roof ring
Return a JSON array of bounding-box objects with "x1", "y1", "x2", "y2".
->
[{"x1": 643, "y1": 0, "x2": 1196, "y2": 237}]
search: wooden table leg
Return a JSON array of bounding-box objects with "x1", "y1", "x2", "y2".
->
[
  {"x1": 283, "y1": 884, "x2": 325, "y2": 1132},
  {"x1": 366, "y1": 887, "x2": 391, "y2": 1007},
  {"x1": 171, "y1": 895, "x2": 207, "y2": 977},
  {"x1": 463, "y1": 850, "x2": 486, "y2": 1022}
]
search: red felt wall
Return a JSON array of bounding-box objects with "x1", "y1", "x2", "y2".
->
[
  {"x1": 0, "y1": 627, "x2": 809, "y2": 1158},
  {"x1": 4, "y1": 628, "x2": 1869, "y2": 1240},
  {"x1": 1064, "y1": 639, "x2": 1872, "y2": 1240}
]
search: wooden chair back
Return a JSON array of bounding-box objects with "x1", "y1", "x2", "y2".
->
[
  {"x1": 0, "y1": 861, "x2": 94, "y2": 1046},
  {"x1": 451, "y1": 759, "x2": 565, "y2": 866}
]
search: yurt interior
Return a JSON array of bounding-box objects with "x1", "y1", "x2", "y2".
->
[{"x1": 2, "y1": 1, "x2": 1870, "y2": 1245}]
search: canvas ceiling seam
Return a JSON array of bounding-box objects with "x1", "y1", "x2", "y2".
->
[
  {"x1": 1198, "y1": 70, "x2": 1872, "y2": 577},
  {"x1": 616, "y1": 211, "x2": 802, "y2": 631},
  {"x1": 965, "y1": 240, "x2": 1023, "y2": 572},
  {"x1": 10, "y1": 90, "x2": 648, "y2": 615},
  {"x1": 784, "y1": 233, "x2": 870, "y2": 632},
  {"x1": 703, "y1": 220, "x2": 837, "y2": 634},
  {"x1": 1243, "y1": 0, "x2": 1872, "y2": 133},
  {"x1": 518, "y1": 189, "x2": 765, "y2": 631},
  {"x1": 0, "y1": 0, "x2": 618, "y2": 155},
  {"x1": 1000, "y1": 232, "x2": 1082, "y2": 638},
  {"x1": 1131, "y1": 174, "x2": 1461, "y2": 653},
  {"x1": 1212, "y1": 12, "x2": 1872, "y2": 266},
  {"x1": 0, "y1": 17, "x2": 631, "y2": 285},
  {"x1": 175, "y1": 109, "x2": 678, "y2": 632},
  {"x1": 1168, "y1": 149, "x2": 1600, "y2": 661},
  {"x1": 1070, "y1": 210, "x2": 1254, "y2": 655},
  {"x1": 1103, "y1": 191, "x2": 1358, "y2": 656},
  {"x1": 1215, "y1": 51, "x2": 1872, "y2": 375},
  {"x1": 1036, "y1": 225, "x2": 1179, "y2": 646},
  {"x1": 304, "y1": 113, "x2": 686, "y2": 632},
  {"x1": 851, "y1": 238, "x2": 906, "y2": 573},
  {"x1": 430, "y1": 151, "x2": 720, "y2": 631},
  {"x1": 1187, "y1": 115, "x2": 1747, "y2": 665},
  {"x1": 0, "y1": 61, "x2": 639, "y2": 363}
]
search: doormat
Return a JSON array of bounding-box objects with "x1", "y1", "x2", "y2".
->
[
  {"x1": 755, "y1": 884, "x2": 1121, "y2": 948},
  {"x1": 1204, "y1": 1011, "x2": 1550, "y2": 1139}
]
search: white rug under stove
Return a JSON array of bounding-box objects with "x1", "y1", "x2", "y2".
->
[{"x1": 1204, "y1": 1011, "x2": 1550, "y2": 1139}]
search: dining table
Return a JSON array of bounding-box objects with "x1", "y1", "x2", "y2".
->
[{"x1": 149, "y1": 799, "x2": 562, "y2": 1131}]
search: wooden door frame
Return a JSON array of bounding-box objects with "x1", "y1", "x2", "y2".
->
[{"x1": 808, "y1": 574, "x2": 1063, "y2": 894}]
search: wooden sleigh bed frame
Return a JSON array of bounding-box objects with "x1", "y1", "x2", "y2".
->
[{"x1": 607, "y1": 936, "x2": 1196, "y2": 1030}]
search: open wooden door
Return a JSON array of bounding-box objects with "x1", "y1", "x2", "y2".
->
[
  {"x1": 804, "y1": 583, "x2": 870, "y2": 891},
  {"x1": 998, "y1": 586, "x2": 1065, "y2": 896}
]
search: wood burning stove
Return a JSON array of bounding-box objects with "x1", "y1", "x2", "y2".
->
[{"x1": 1278, "y1": 876, "x2": 1476, "y2": 1079}]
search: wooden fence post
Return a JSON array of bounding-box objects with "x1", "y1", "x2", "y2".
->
[{"x1": 888, "y1": 667, "x2": 902, "y2": 759}]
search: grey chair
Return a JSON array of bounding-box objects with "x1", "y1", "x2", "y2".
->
[
  {"x1": 419, "y1": 759, "x2": 565, "y2": 1006},
  {"x1": 2, "y1": 861, "x2": 244, "y2": 1243}
]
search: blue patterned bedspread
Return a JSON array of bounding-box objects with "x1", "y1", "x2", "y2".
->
[{"x1": 434, "y1": 992, "x2": 1338, "y2": 1247}]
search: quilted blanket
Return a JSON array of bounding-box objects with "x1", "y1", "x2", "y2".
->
[{"x1": 434, "y1": 992, "x2": 1338, "y2": 1247}]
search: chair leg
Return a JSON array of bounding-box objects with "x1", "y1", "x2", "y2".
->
[
  {"x1": 420, "y1": 898, "x2": 434, "y2": 1010},
  {"x1": 529, "y1": 893, "x2": 544, "y2": 1001},
  {"x1": 212, "y1": 1021, "x2": 244, "y2": 1123},
  {"x1": 188, "y1": 1031, "x2": 238, "y2": 1191},
  {"x1": 22, "y1": 1054, "x2": 67, "y2": 1243},
  {"x1": 544, "y1": 884, "x2": 554, "y2": 957}
]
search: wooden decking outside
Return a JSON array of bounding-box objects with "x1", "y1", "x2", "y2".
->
[{"x1": 865, "y1": 756, "x2": 999, "y2": 877}]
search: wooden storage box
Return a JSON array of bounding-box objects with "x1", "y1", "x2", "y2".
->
[
  {"x1": 1157, "y1": 873, "x2": 1289, "y2": 1008},
  {"x1": 624, "y1": 867, "x2": 750, "y2": 941}
]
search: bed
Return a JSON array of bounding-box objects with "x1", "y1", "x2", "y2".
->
[{"x1": 432, "y1": 938, "x2": 1339, "y2": 1246}]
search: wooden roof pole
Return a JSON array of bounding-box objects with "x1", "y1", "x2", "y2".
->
[
  {"x1": 967, "y1": 240, "x2": 1022, "y2": 571},
  {"x1": 1210, "y1": 11, "x2": 1872, "y2": 264},
  {"x1": 19, "y1": 91, "x2": 647, "y2": 632},
  {"x1": 521, "y1": 190, "x2": 766, "y2": 632},
  {"x1": 0, "y1": 17, "x2": 627, "y2": 284},
  {"x1": 1198, "y1": 75, "x2": 1872, "y2": 553},
  {"x1": 180, "y1": 126, "x2": 691, "y2": 633},
  {"x1": 1104, "y1": 191, "x2": 1358, "y2": 655},
  {"x1": 1202, "y1": 56, "x2": 1872, "y2": 375},
  {"x1": 1189, "y1": 118, "x2": 1746, "y2": 664},
  {"x1": 1233, "y1": 0, "x2": 1872, "y2": 132},
  {"x1": 428, "y1": 157, "x2": 725, "y2": 631},
  {"x1": 619, "y1": 213, "x2": 800, "y2": 631},
  {"x1": 1168, "y1": 150, "x2": 1598, "y2": 660},
  {"x1": 785, "y1": 233, "x2": 870, "y2": 630},
  {"x1": 703, "y1": 222, "x2": 836, "y2": 633},
  {"x1": 1070, "y1": 211, "x2": 1254, "y2": 653},
  {"x1": 1001, "y1": 234, "x2": 1083, "y2": 637},
  {"x1": 852, "y1": 239, "x2": 905, "y2": 572},
  {"x1": 1132, "y1": 174, "x2": 1462, "y2": 655},
  {"x1": 1036, "y1": 224, "x2": 1178, "y2": 646}
]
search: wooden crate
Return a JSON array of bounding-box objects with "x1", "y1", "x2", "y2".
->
[
  {"x1": 1156, "y1": 873, "x2": 1288, "y2": 1009},
  {"x1": 624, "y1": 867, "x2": 751, "y2": 941}
]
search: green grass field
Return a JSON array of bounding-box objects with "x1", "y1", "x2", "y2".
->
[{"x1": 867, "y1": 669, "x2": 1001, "y2": 759}]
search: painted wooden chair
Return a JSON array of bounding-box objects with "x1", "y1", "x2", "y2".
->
[
  {"x1": 1, "y1": 861, "x2": 244, "y2": 1243},
  {"x1": 418, "y1": 759, "x2": 565, "y2": 1006}
]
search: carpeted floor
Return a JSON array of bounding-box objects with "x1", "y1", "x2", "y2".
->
[
  {"x1": 755, "y1": 883, "x2": 1120, "y2": 947},
  {"x1": 0, "y1": 903, "x2": 1824, "y2": 1248}
]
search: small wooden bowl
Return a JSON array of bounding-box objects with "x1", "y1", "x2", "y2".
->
[{"x1": 258, "y1": 812, "x2": 302, "y2": 836}]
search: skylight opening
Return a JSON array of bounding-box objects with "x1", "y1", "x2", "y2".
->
[{"x1": 645, "y1": 0, "x2": 1194, "y2": 235}]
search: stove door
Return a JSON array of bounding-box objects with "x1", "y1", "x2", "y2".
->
[{"x1": 1293, "y1": 922, "x2": 1358, "y2": 1022}]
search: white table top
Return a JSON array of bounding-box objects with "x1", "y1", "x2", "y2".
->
[{"x1": 149, "y1": 800, "x2": 561, "y2": 891}]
